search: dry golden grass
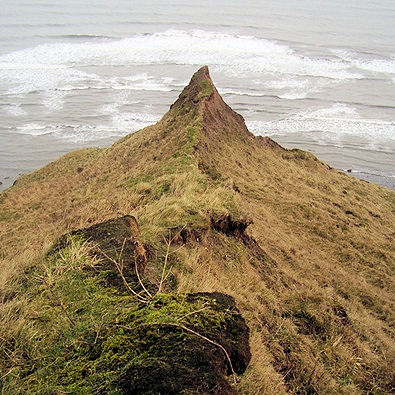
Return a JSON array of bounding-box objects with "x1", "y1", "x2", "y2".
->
[{"x1": 1, "y1": 66, "x2": 394, "y2": 393}]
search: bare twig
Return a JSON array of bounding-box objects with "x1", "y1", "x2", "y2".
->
[
  {"x1": 109, "y1": 322, "x2": 237, "y2": 385},
  {"x1": 99, "y1": 248, "x2": 148, "y2": 303},
  {"x1": 161, "y1": 267, "x2": 173, "y2": 284},
  {"x1": 94, "y1": 300, "x2": 125, "y2": 344},
  {"x1": 158, "y1": 225, "x2": 186, "y2": 293},
  {"x1": 119, "y1": 238, "x2": 151, "y2": 300},
  {"x1": 282, "y1": 367, "x2": 293, "y2": 381},
  {"x1": 1, "y1": 367, "x2": 17, "y2": 380},
  {"x1": 134, "y1": 256, "x2": 152, "y2": 299},
  {"x1": 109, "y1": 238, "x2": 152, "y2": 299},
  {"x1": 176, "y1": 306, "x2": 209, "y2": 321},
  {"x1": 158, "y1": 232, "x2": 172, "y2": 294}
]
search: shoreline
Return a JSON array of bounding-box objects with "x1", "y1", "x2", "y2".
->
[{"x1": 342, "y1": 170, "x2": 395, "y2": 190}]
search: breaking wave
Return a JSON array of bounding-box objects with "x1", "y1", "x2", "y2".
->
[
  {"x1": 13, "y1": 112, "x2": 160, "y2": 142},
  {"x1": 247, "y1": 103, "x2": 395, "y2": 151}
]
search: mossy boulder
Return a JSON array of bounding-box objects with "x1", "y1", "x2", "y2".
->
[
  {"x1": 32, "y1": 223, "x2": 251, "y2": 394},
  {"x1": 119, "y1": 292, "x2": 251, "y2": 394}
]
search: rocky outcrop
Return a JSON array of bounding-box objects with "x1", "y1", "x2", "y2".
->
[
  {"x1": 211, "y1": 215, "x2": 253, "y2": 237},
  {"x1": 50, "y1": 218, "x2": 252, "y2": 394},
  {"x1": 121, "y1": 292, "x2": 251, "y2": 394},
  {"x1": 53, "y1": 215, "x2": 147, "y2": 275}
]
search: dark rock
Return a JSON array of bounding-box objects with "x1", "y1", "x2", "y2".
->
[
  {"x1": 333, "y1": 305, "x2": 351, "y2": 325},
  {"x1": 187, "y1": 292, "x2": 251, "y2": 375},
  {"x1": 211, "y1": 215, "x2": 253, "y2": 237},
  {"x1": 77, "y1": 167, "x2": 83, "y2": 173},
  {"x1": 49, "y1": 222, "x2": 252, "y2": 394},
  {"x1": 347, "y1": 169, "x2": 352, "y2": 173},
  {"x1": 121, "y1": 292, "x2": 251, "y2": 394},
  {"x1": 51, "y1": 215, "x2": 147, "y2": 277}
]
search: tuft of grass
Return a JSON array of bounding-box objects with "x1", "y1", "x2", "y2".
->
[{"x1": 197, "y1": 79, "x2": 213, "y2": 100}]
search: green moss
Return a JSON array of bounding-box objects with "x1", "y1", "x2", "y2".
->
[
  {"x1": 154, "y1": 182, "x2": 171, "y2": 197},
  {"x1": 187, "y1": 126, "x2": 198, "y2": 143},
  {"x1": 197, "y1": 80, "x2": 213, "y2": 100},
  {"x1": 124, "y1": 174, "x2": 154, "y2": 189},
  {"x1": 2, "y1": 236, "x2": 246, "y2": 394}
]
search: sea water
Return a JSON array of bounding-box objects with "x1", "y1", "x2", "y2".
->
[{"x1": 0, "y1": 0, "x2": 394, "y2": 190}]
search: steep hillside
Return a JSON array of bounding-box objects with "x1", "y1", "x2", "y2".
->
[{"x1": 1, "y1": 66, "x2": 394, "y2": 394}]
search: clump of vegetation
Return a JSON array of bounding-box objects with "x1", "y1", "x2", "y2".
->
[
  {"x1": 197, "y1": 79, "x2": 213, "y2": 100},
  {"x1": 0, "y1": 234, "x2": 250, "y2": 394}
]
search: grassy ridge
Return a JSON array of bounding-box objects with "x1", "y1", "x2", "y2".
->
[{"x1": 1, "y1": 66, "x2": 394, "y2": 393}]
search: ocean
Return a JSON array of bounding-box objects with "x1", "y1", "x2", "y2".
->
[{"x1": 1, "y1": 0, "x2": 394, "y2": 190}]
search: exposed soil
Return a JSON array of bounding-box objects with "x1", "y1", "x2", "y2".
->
[{"x1": 52, "y1": 215, "x2": 148, "y2": 290}]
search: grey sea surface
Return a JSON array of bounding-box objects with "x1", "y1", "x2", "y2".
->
[{"x1": 0, "y1": 0, "x2": 394, "y2": 190}]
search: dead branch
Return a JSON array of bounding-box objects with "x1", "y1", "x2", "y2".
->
[
  {"x1": 98, "y1": 247, "x2": 148, "y2": 303},
  {"x1": 134, "y1": 256, "x2": 152, "y2": 299},
  {"x1": 176, "y1": 306, "x2": 209, "y2": 321},
  {"x1": 158, "y1": 225, "x2": 187, "y2": 293}
]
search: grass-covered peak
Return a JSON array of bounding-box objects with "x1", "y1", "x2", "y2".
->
[{"x1": 171, "y1": 65, "x2": 214, "y2": 109}]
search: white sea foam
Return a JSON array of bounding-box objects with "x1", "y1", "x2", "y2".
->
[
  {"x1": 3, "y1": 103, "x2": 26, "y2": 116},
  {"x1": 305, "y1": 103, "x2": 359, "y2": 118},
  {"x1": 219, "y1": 87, "x2": 310, "y2": 100},
  {"x1": 261, "y1": 77, "x2": 334, "y2": 100},
  {"x1": 0, "y1": 30, "x2": 368, "y2": 86},
  {"x1": 123, "y1": 73, "x2": 148, "y2": 81},
  {"x1": 0, "y1": 63, "x2": 94, "y2": 95},
  {"x1": 331, "y1": 49, "x2": 395, "y2": 75},
  {"x1": 218, "y1": 88, "x2": 266, "y2": 97},
  {"x1": 54, "y1": 125, "x2": 121, "y2": 143},
  {"x1": 263, "y1": 78, "x2": 310, "y2": 90},
  {"x1": 1, "y1": 29, "x2": 394, "y2": 152},
  {"x1": 16, "y1": 123, "x2": 50, "y2": 136},
  {"x1": 219, "y1": 77, "x2": 330, "y2": 99},
  {"x1": 3, "y1": 29, "x2": 394, "y2": 120},
  {"x1": 59, "y1": 111, "x2": 160, "y2": 142},
  {"x1": 352, "y1": 59, "x2": 395, "y2": 74},
  {"x1": 42, "y1": 90, "x2": 65, "y2": 111},
  {"x1": 112, "y1": 78, "x2": 173, "y2": 92},
  {"x1": 277, "y1": 92, "x2": 309, "y2": 100},
  {"x1": 111, "y1": 112, "x2": 160, "y2": 132},
  {"x1": 12, "y1": 73, "x2": 174, "y2": 96},
  {"x1": 14, "y1": 123, "x2": 119, "y2": 141},
  {"x1": 99, "y1": 74, "x2": 179, "y2": 92},
  {"x1": 13, "y1": 111, "x2": 160, "y2": 142},
  {"x1": 100, "y1": 102, "x2": 121, "y2": 114},
  {"x1": 247, "y1": 103, "x2": 395, "y2": 148},
  {"x1": 99, "y1": 91, "x2": 132, "y2": 114}
]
